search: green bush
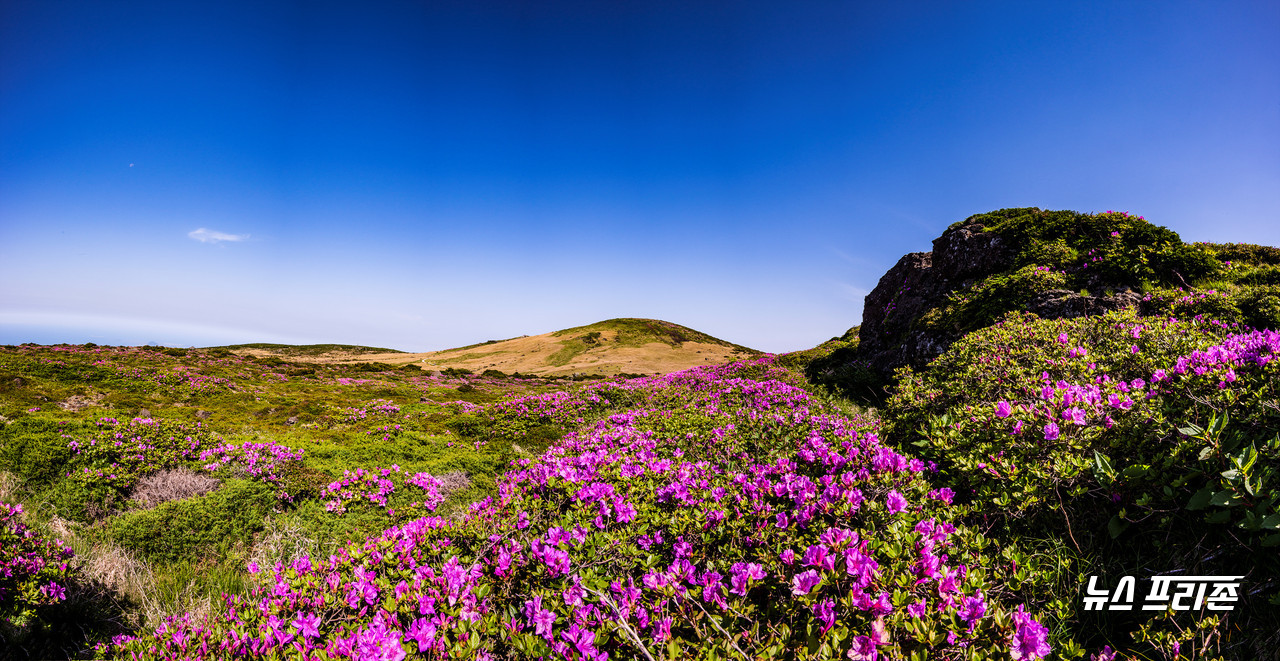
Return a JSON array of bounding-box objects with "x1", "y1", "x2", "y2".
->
[
  {"x1": 108, "y1": 479, "x2": 275, "y2": 564},
  {"x1": 882, "y1": 309, "x2": 1280, "y2": 657},
  {"x1": 0, "y1": 419, "x2": 79, "y2": 488},
  {"x1": 922, "y1": 265, "x2": 1069, "y2": 336}
]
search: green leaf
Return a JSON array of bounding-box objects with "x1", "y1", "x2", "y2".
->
[
  {"x1": 1209, "y1": 490, "x2": 1239, "y2": 507},
  {"x1": 1107, "y1": 514, "x2": 1129, "y2": 539},
  {"x1": 1179, "y1": 424, "x2": 1204, "y2": 437},
  {"x1": 1260, "y1": 514, "x2": 1280, "y2": 530},
  {"x1": 1187, "y1": 487, "x2": 1213, "y2": 511},
  {"x1": 1121, "y1": 465, "x2": 1147, "y2": 479}
]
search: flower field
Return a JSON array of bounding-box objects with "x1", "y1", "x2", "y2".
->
[{"x1": 2, "y1": 211, "x2": 1278, "y2": 660}]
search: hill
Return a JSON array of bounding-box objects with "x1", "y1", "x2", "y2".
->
[
  {"x1": 207, "y1": 343, "x2": 405, "y2": 357},
  {"x1": 230, "y1": 318, "x2": 761, "y2": 377}
]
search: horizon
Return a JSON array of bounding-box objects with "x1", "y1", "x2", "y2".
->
[{"x1": 3, "y1": 1, "x2": 1279, "y2": 353}]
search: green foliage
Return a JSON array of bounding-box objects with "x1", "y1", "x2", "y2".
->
[
  {"x1": 882, "y1": 309, "x2": 1280, "y2": 656},
  {"x1": 0, "y1": 418, "x2": 80, "y2": 488},
  {"x1": 922, "y1": 265, "x2": 1069, "y2": 336},
  {"x1": 107, "y1": 479, "x2": 274, "y2": 564},
  {"x1": 974, "y1": 208, "x2": 1222, "y2": 288}
]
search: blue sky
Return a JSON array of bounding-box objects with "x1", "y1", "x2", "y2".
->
[{"x1": 2, "y1": 1, "x2": 1278, "y2": 353}]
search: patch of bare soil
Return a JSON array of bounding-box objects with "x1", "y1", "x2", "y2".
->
[{"x1": 59, "y1": 392, "x2": 105, "y2": 412}]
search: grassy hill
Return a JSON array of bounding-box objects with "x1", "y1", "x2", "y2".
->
[
  {"x1": 242, "y1": 318, "x2": 762, "y2": 377},
  {"x1": 207, "y1": 343, "x2": 405, "y2": 357}
]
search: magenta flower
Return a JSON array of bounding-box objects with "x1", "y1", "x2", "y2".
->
[
  {"x1": 1009, "y1": 605, "x2": 1051, "y2": 659},
  {"x1": 848, "y1": 635, "x2": 878, "y2": 660},
  {"x1": 791, "y1": 569, "x2": 822, "y2": 595},
  {"x1": 958, "y1": 592, "x2": 986, "y2": 625},
  {"x1": 995, "y1": 401, "x2": 1012, "y2": 418},
  {"x1": 1043, "y1": 422, "x2": 1060, "y2": 441},
  {"x1": 814, "y1": 598, "x2": 836, "y2": 633},
  {"x1": 292, "y1": 612, "x2": 321, "y2": 638},
  {"x1": 885, "y1": 490, "x2": 907, "y2": 514}
]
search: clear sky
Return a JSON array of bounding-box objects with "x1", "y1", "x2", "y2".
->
[{"x1": 2, "y1": 1, "x2": 1278, "y2": 353}]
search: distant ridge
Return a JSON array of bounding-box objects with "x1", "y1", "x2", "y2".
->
[
  {"x1": 207, "y1": 343, "x2": 403, "y2": 356},
  {"x1": 224, "y1": 318, "x2": 760, "y2": 376}
]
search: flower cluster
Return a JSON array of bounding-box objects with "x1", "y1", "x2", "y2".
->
[
  {"x1": 200, "y1": 440, "x2": 307, "y2": 501},
  {"x1": 1, "y1": 501, "x2": 75, "y2": 631},
  {"x1": 109, "y1": 362, "x2": 1049, "y2": 660},
  {"x1": 323, "y1": 466, "x2": 447, "y2": 517}
]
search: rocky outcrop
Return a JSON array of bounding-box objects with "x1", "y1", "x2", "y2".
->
[
  {"x1": 857, "y1": 220, "x2": 1013, "y2": 377},
  {"x1": 854, "y1": 218, "x2": 1143, "y2": 379}
]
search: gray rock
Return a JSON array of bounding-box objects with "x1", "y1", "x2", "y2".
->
[{"x1": 857, "y1": 219, "x2": 1012, "y2": 377}]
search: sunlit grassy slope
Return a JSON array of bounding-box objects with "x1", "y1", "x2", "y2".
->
[{"x1": 227, "y1": 318, "x2": 761, "y2": 377}]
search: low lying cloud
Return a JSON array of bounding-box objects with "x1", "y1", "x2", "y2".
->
[{"x1": 188, "y1": 228, "x2": 248, "y2": 243}]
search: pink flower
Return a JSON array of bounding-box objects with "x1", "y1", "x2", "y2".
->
[
  {"x1": 847, "y1": 635, "x2": 878, "y2": 660},
  {"x1": 791, "y1": 569, "x2": 822, "y2": 595},
  {"x1": 292, "y1": 612, "x2": 321, "y2": 638},
  {"x1": 885, "y1": 490, "x2": 908, "y2": 514},
  {"x1": 995, "y1": 401, "x2": 1012, "y2": 418},
  {"x1": 1043, "y1": 422, "x2": 1060, "y2": 441},
  {"x1": 1009, "y1": 605, "x2": 1051, "y2": 660},
  {"x1": 814, "y1": 598, "x2": 836, "y2": 633}
]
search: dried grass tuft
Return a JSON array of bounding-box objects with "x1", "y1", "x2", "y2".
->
[
  {"x1": 0, "y1": 470, "x2": 20, "y2": 502},
  {"x1": 435, "y1": 470, "x2": 472, "y2": 498},
  {"x1": 129, "y1": 468, "x2": 220, "y2": 509},
  {"x1": 248, "y1": 516, "x2": 323, "y2": 574}
]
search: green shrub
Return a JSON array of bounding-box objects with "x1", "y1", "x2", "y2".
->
[
  {"x1": 922, "y1": 265, "x2": 1069, "y2": 336},
  {"x1": 882, "y1": 309, "x2": 1280, "y2": 656},
  {"x1": 107, "y1": 479, "x2": 275, "y2": 564},
  {"x1": 0, "y1": 419, "x2": 79, "y2": 488}
]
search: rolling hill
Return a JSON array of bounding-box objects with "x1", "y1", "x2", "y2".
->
[{"x1": 219, "y1": 318, "x2": 761, "y2": 376}]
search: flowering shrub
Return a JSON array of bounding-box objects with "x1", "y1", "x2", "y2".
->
[
  {"x1": 55, "y1": 418, "x2": 218, "y2": 520},
  {"x1": 323, "y1": 466, "x2": 446, "y2": 519},
  {"x1": 885, "y1": 309, "x2": 1280, "y2": 657},
  {"x1": 200, "y1": 440, "x2": 307, "y2": 501},
  {"x1": 108, "y1": 365, "x2": 1052, "y2": 660},
  {"x1": 0, "y1": 501, "x2": 74, "y2": 633}
]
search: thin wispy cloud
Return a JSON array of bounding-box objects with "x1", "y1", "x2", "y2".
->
[{"x1": 188, "y1": 228, "x2": 248, "y2": 243}]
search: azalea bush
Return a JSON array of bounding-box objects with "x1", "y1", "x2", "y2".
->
[
  {"x1": 884, "y1": 309, "x2": 1280, "y2": 658},
  {"x1": 106, "y1": 364, "x2": 1056, "y2": 660},
  {"x1": 0, "y1": 501, "x2": 74, "y2": 635}
]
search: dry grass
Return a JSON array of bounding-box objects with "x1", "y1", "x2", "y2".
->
[
  {"x1": 71, "y1": 539, "x2": 233, "y2": 631},
  {"x1": 248, "y1": 515, "x2": 324, "y2": 573},
  {"x1": 129, "y1": 468, "x2": 220, "y2": 509},
  {"x1": 436, "y1": 470, "x2": 472, "y2": 498},
  {"x1": 0, "y1": 469, "x2": 20, "y2": 503},
  {"x1": 239, "y1": 330, "x2": 752, "y2": 376}
]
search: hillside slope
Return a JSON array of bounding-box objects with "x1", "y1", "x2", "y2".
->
[{"x1": 224, "y1": 318, "x2": 761, "y2": 377}]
